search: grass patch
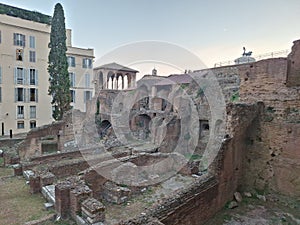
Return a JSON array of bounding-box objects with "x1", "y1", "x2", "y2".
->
[
  {"x1": 0, "y1": 171, "x2": 52, "y2": 225},
  {"x1": 42, "y1": 220, "x2": 73, "y2": 225},
  {"x1": 222, "y1": 213, "x2": 232, "y2": 221},
  {"x1": 0, "y1": 167, "x2": 13, "y2": 177}
]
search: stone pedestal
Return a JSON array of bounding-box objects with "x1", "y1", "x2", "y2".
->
[
  {"x1": 29, "y1": 175, "x2": 41, "y2": 194},
  {"x1": 81, "y1": 198, "x2": 105, "y2": 224},
  {"x1": 70, "y1": 184, "x2": 92, "y2": 218}
]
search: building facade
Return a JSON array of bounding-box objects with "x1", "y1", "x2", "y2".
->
[{"x1": 0, "y1": 5, "x2": 94, "y2": 135}]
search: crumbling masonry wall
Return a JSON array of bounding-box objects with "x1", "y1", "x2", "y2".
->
[
  {"x1": 237, "y1": 43, "x2": 300, "y2": 196},
  {"x1": 118, "y1": 103, "x2": 261, "y2": 225}
]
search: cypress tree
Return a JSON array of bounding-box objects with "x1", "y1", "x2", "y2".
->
[{"x1": 48, "y1": 3, "x2": 71, "y2": 120}]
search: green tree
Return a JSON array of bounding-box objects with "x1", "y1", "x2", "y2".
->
[{"x1": 48, "y1": 3, "x2": 71, "y2": 120}]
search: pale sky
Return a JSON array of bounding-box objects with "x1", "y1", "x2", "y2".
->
[{"x1": 1, "y1": 0, "x2": 300, "y2": 77}]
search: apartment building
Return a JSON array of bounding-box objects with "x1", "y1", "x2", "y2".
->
[{"x1": 0, "y1": 4, "x2": 94, "y2": 135}]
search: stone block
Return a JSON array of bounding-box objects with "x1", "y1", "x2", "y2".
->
[
  {"x1": 40, "y1": 172, "x2": 55, "y2": 187},
  {"x1": 42, "y1": 185, "x2": 55, "y2": 204},
  {"x1": 23, "y1": 170, "x2": 35, "y2": 181},
  {"x1": 70, "y1": 184, "x2": 92, "y2": 218},
  {"x1": 234, "y1": 192, "x2": 242, "y2": 203},
  {"x1": 81, "y1": 198, "x2": 105, "y2": 224},
  {"x1": 44, "y1": 202, "x2": 54, "y2": 210},
  {"x1": 102, "y1": 181, "x2": 131, "y2": 204}
]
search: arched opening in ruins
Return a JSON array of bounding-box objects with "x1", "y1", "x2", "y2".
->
[
  {"x1": 123, "y1": 73, "x2": 129, "y2": 89},
  {"x1": 107, "y1": 71, "x2": 114, "y2": 89},
  {"x1": 99, "y1": 120, "x2": 112, "y2": 137},
  {"x1": 116, "y1": 73, "x2": 123, "y2": 90}
]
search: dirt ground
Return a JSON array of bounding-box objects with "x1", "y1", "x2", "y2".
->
[{"x1": 204, "y1": 193, "x2": 300, "y2": 225}]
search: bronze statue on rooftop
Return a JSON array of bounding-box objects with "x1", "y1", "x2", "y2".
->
[{"x1": 243, "y1": 47, "x2": 253, "y2": 57}]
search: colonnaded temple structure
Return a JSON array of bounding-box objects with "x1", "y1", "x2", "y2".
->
[{"x1": 93, "y1": 62, "x2": 138, "y2": 90}]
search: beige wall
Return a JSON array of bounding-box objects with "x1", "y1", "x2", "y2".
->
[
  {"x1": 67, "y1": 47, "x2": 94, "y2": 112},
  {"x1": 0, "y1": 14, "x2": 94, "y2": 134}
]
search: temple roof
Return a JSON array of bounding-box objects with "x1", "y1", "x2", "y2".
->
[{"x1": 94, "y1": 62, "x2": 139, "y2": 73}]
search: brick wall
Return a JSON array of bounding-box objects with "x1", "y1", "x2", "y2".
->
[
  {"x1": 237, "y1": 49, "x2": 300, "y2": 196},
  {"x1": 287, "y1": 39, "x2": 300, "y2": 86}
]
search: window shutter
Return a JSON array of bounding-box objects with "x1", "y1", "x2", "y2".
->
[
  {"x1": 23, "y1": 69, "x2": 30, "y2": 84},
  {"x1": 36, "y1": 70, "x2": 38, "y2": 86},
  {"x1": 27, "y1": 106, "x2": 30, "y2": 119},
  {"x1": 23, "y1": 35, "x2": 26, "y2": 47},
  {"x1": 84, "y1": 91, "x2": 86, "y2": 103},
  {"x1": 36, "y1": 89, "x2": 38, "y2": 102},
  {"x1": 22, "y1": 68, "x2": 26, "y2": 85},
  {"x1": 0, "y1": 66, "x2": 2, "y2": 84},
  {"x1": 24, "y1": 88, "x2": 27, "y2": 102},
  {"x1": 27, "y1": 69, "x2": 30, "y2": 85},
  {"x1": 14, "y1": 88, "x2": 17, "y2": 102},
  {"x1": 73, "y1": 73, "x2": 76, "y2": 86},
  {"x1": 14, "y1": 68, "x2": 17, "y2": 84}
]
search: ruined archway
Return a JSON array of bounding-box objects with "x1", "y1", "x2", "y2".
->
[{"x1": 99, "y1": 120, "x2": 112, "y2": 137}]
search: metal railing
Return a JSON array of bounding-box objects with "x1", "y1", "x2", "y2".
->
[{"x1": 214, "y1": 49, "x2": 290, "y2": 67}]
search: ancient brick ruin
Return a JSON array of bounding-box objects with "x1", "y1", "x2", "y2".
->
[{"x1": 2, "y1": 39, "x2": 300, "y2": 225}]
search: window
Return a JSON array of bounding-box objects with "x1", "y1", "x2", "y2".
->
[
  {"x1": 85, "y1": 73, "x2": 90, "y2": 88},
  {"x1": 16, "y1": 49, "x2": 23, "y2": 61},
  {"x1": 17, "y1": 106, "x2": 24, "y2": 119},
  {"x1": 0, "y1": 30, "x2": 1, "y2": 43},
  {"x1": 29, "y1": 69, "x2": 38, "y2": 85},
  {"x1": 15, "y1": 88, "x2": 25, "y2": 102},
  {"x1": 82, "y1": 58, "x2": 92, "y2": 69},
  {"x1": 17, "y1": 121, "x2": 25, "y2": 129},
  {"x1": 13, "y1": 33, "x2": 25, "y2": 47},
  {"x1": 29, "y1": 88, "x2": 38, "y2": 102},
  {"x1": 70, "y1": 90, "x2": 75, "y2": 103},
  {"x1": 29, "y1": 36, "x2": 35, "y2": 48},
  {"x1": 67, "y1": 56, "x2": 75, "y2": 67},
  {"x1": 0, "y1": 87, "x2": 2, "y2": 103},
  {"x1": 15, "y1": 67, "x2": 25, "y2": 85},
  {"x1": 30, "y1": 106, "x2": 36, "y2": 118},
  {"x1": 69, "y1": 72, "x2": 75, "y2": 87},
  {"x1": 29, "y1": 51, "x2": 36, "y2": 62},
  {"x1": 84, "y1": 91, "x2": 92, "y2": 103},
  {"x1": 30, "y1": 121, "x2": 36, "y2": 129}
]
